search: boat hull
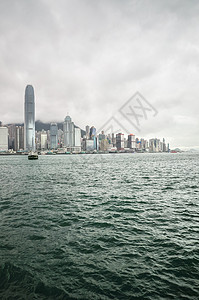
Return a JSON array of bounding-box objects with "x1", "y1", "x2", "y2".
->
[{"x1": 28, "y1": 155, "x2": 38, "y2": 160}]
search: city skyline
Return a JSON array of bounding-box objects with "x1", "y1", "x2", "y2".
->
[{"x1": 0, "y1": 84, "x2": 170, "y2": 152}]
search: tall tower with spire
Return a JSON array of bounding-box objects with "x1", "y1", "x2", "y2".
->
[{"x1": 24, "y1": 85, "x2": 35, "y2": 151}]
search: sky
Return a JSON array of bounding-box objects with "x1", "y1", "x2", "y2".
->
[{"x1": 0, "y1": 0, "x2": 199, "y2": 148}]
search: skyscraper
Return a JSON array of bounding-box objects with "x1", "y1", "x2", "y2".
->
[
  {"x1": 24, "y1": 85, "x2": 35, "y2": 151},
  {"x1": 50, "y1": 123, "x2": 58, "y2": 149},
  {"x1": 74, "y1": 127, "x2": 81, "y2": 147},
  {"x1": 63, "y1": 115, "x2": 74, "y2": 147},
  {"x1": 89, "y1": 126, "x2": 97, "y2": 149},
  {"x1": 127, "y1": 134, "x2": 136, "y2": 149},
  {"x1": 85, "y1": 125, "x2": 90, "y2": 139},
  {"x1": 40, "y1": 129, "x2": 48, "y2": 150},
  {"x1": 116, "y1": 133, "x2": 124, "y2": 150},
  {"x1": 0, "y1": 127, "x2": 8, "y2": 151},
  {"x1": 16, "y1": 126, "x2": 24, "y2": 151}
]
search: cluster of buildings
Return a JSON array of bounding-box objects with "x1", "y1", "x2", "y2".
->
[{"x1": 0, "y1": 85, "x2": 169, "y2": 154}]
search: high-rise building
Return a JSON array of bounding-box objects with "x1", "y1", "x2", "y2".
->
[
  {"x1": 74, "y1": 127, "x2": 81, "y2": 147},
  {"x1": 85, "y1": 125, "x2": 90, "y2": 139},
  {"x1": 8, "y1": 124, "x2": 16, "y2": 150},
  {"x1": 16, "y1": 126, "x2": 24, "y2": 150},
  {"x1": 90, "y1": 126, "x2": 97, "y2": 149},
  {"x1": 149, "y1": 138, "x2": 161, "y2": 152},
  {"x1": 58, "y1": 129, "x2": 63, "y2": 148},
  {"x1": 99, "y1": 131, "x2": 106, "y2": 141},
  {"x1": 63, "y1": 115, "x2": 74, "y2": 147},
  {"x1": 24, "y1": 85, "x2": 35, "y2": 151},
  {"x1": 41, "y1": 130, "x2": 48, "y2": 150},
  {"x1": 100, "y1": 139, "x2": 109, "y2": 151},
  {"x1": 85, "y1": 139, "x2": 95, "y2": 151},
  {"x1": 116, "y1": 133, "x2": 124, "y2": 150},
  {"x1": 50, "y1": 123, "x2": 58, "y2": 149},
  {"x1": 163, "y1": 138, "x2": 166, "y2": 152},
  {"x1": 127, "y1": 134, "x2": 136, "y2": 149},
  {"x1": 90, "y1": 126, "x2": 96, "y2": 139},
  {"x1": 0, "y1": 127, "x2": 8, "y2": 151},
  {"x1": 112, "y1": 133, "x2": 116, "y2": 147}
]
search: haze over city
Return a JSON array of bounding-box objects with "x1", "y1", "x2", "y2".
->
[{"x1": 0, "y1": 0, "x2": 199, "y2": 148}]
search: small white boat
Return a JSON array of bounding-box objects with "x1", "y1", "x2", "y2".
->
[{"x1": 28, "y1": 151, "x2": 38, "y2": 160}]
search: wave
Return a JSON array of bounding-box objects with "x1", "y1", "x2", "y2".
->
[{"x1": 0, "y1": 262, "x2": 70, "y2": 300}]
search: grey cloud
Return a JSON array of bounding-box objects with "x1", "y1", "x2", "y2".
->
[{"x1": 0, "y1": 0, "x2": 199, "y2": 148}]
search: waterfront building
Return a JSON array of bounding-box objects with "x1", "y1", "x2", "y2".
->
[
  {"x1": 58, "y1": 129, "x2": 64, "y2": 148},
  {"x1": 99, "y1": 131, "x2": 106, "y2": 141},
  {"x1": 112, "y1": 133, "x2": 116, "y2": 147},
  {"x1": 8, "y1": 124, "x2": 24, "y2": 151},
  {"x1": 0, "y1": 127, "x2": 8, "y2": 151},
  {"x1": 8, "y1": 124, "x2": 17, "y2": 150},
  {"x1": 35, "y1": 131, "x2": 41, "y2": 150},
  {"x1": 136, "y1": 140, "x2": 141, "y2": 150},
  {"x1": 24, "y1": 85, "x2": 35, "y2": 151},
  {"x1": 86, "y1": 139, "x2": 95, "y2": 151},
  {"x1": 41, "y1": 130, "x2": 48, "y2": 150},
  {"x1": 100, "y1": 139, "x2": 109, "y2": 151},
  {"x1": 16, "y1": 126, "x2": 24, "y2": 151},
  {"x1": 63, "y1": 115, "x2": 74, "y2": 147},
  {"x1": 86, "y1": 125, "x2": 90, "y2": 139},
  {"x1": 124, "y1": 138, "x2": 128, "y2": 148},
  {"x1": 75, "y1": 127, "x2": 81, "y2": 147},
  {"x1": 50, "y1": 123, "x2": 58, "y2": 149},
  {"x1": 90, "y1": 126, "x2": 96, "y2": 139},
  {"x1": 116, "y1": 133, "x2": 124, "y2": 150},
  {"x1": 81, "y1": 137, "x2": 86, "y2": 151},
  {"x1": 127, "y1": 134, "x2": 136, "y2": 150},
  {"x1": 99, "y1": 131, "x2": 108, "y2": 151},
  {"x1": 90, "y1": 126, "x2": 97, "y2": 149},
  {"x1": 149, "y1": 138, "x2": 161, "y2": 152},
  {"x1": 163, "y1": 138, "x2": 167, "y2": 152}
]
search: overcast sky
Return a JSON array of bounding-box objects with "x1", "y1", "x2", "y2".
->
[{"x1": 0, "y1": 0, "x2": 199, "y2": 148}]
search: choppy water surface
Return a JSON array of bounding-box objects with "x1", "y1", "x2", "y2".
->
[{"x1": 0, "y1": 153, "x2": 199, "y2": 299}]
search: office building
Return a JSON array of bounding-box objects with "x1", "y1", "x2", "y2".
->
[
  {"x1": 86, "y1": 125, "x2": 90, "y2": 139},
  {"x1": 41, "y1": 130, "x2": 48, "y2": 150},
  {"x1": 149, "y1": 138, "x2": 161, "y2": 152},
  {"x1": 127, "y1": 134, "x2": 136, "y2": 149},
  {"x1": 86, "y1": 139, "x2": 95, "y2": 151},
  {"x1": 75, "y1": 127, "x2": 81, "y2": 147},
  {"x1": 24, "y1": 85, "x2": 35, "y2": 151},
  {"x1": 16, "y1": 126, "x2": 24, "y2": 150},
  {"x1": 8, "y1": 124, "x2": 16, "y2": 149},
  {"x1": 58, "y1": 129, "x2": 64, "y2": 148},
  {"x1": 163, "y1": 138, "x2": 167, "y2": 152},
  {"x1": 0, "y1": 127, "x2": 8, "y2": 151},
  {"x1": 116, "y1": 133, "x2": 124, "y2": 150},
  {"x1": 90, "y1": 126, "x2": 97, "y2": 149},
  {"x1": 63, "y1": 115, "x2": 74, "y2": 147},
  {"x1": 50, "y1": 123, "x2": 58, "y2": 149}
]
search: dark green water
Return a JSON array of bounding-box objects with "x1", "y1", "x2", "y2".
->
[{"x1": 0, "y1": 153, "x2": 199, "y2": 299}]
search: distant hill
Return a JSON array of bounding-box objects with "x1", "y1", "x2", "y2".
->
[
  {"x1": 35, "y1": 121, "x2": 63, "y2": 131},
  {"x1": 9, "y1": 121, "x2": 86, "y2": 137},
  {"x1": 35, "y1": 121, "x2": 86, "y2": 137}
]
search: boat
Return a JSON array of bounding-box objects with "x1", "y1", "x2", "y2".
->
[{"x1": 28, "y1": 151, "x2": 38, "y2": 160}]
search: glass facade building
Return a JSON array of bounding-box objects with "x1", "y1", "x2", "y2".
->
[
  {"x1": 50, "y1": 123, "x2": 58, "y2": 149},
  {"x1": 24, "y1": 85, "x2": 35, "y2": 151},
  {"x1": 63, "y1": 116, "x2": 74, "y2": 147}
]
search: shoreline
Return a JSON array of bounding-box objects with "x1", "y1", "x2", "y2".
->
[{"x1": 0, "y1": 151, "x2": 179, "y2": 156}]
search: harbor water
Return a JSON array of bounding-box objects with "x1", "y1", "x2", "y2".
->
[{"x1": 0, "y1": 153, "x2": 199, "y2": 299}]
